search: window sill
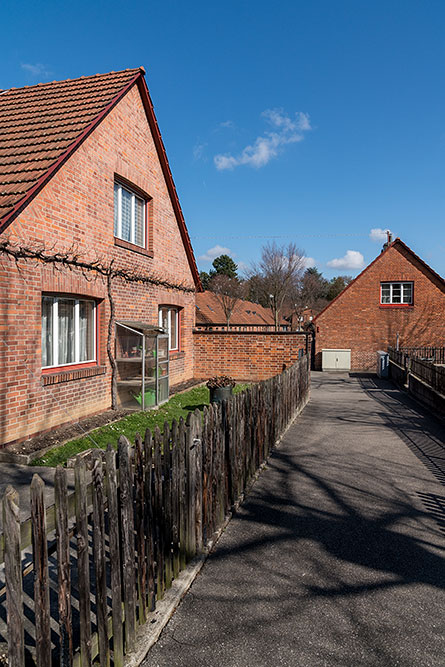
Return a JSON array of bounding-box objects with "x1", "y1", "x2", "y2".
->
[
  {"x1": 379, "y1": 304, "x2": 414, "y2": 309},
  {"x1": 114, "y1": 237, "x2": 153, "y2": 257},
  {"x1": 169, "y1": 351, "x2": 185, "y2": 360},
  {"x1": 42, "y1": 365, "x2": 106, "y2": 386}
]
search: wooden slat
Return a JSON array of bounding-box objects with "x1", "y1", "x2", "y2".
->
[
  {"x1": 105, "y1": 445, "x2": 124, "y2": 667},
  {"x1": 134, "y1": 434, "x2": 147, "y2": 624},
  {"x1": 163, "y1": 423, "x2": 173, "y2": 590},
  {"x1": 178, "y1": 417, "x2": 187, "y2": 570},
  {"x1": 118, "y1": 436, "x2": 136, "y2": 652},
  {"x1": 31, "y1": 474, "x2": 51, "y2": 667},
  {"x1": 170, "y1": 419, "x2": 180, "y2": 579},
  {"x1": 74, "y1": 457, "x2": 92, "y2": 667},
  {"x1": 153, "y1": 427, "x2": 164, "y2": 599},
  {"x1": 3, "y1": 485, "x2": 24, "y2": 667},
  {"x1": 185, "y1": 412, "x2": 196, "y2": 560},
  {"x1": 143, "y1": 429, "x2": 155, "y2": 612},
  {"x1": 91, "y1": 451, "x2": 110, "y2": 667},
  {"x1": 55, "y1": 465, "x2": 73, "y2": 666},
  {"x1": 193, "y1": 409, "x2": 203, "y2": 553}
]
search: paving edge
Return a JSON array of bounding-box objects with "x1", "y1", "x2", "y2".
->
[{"x1": 123, "y1": 394, "x2": 309, "y2": 666}]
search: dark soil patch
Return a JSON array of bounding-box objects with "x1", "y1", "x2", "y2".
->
[{"x1": 7, "y1": 378, "x2": 203, "y2": 457}]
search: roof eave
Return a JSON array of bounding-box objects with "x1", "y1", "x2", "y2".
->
[{"x1": 136, "y1": 76, "x2": 202, "y2": 291}]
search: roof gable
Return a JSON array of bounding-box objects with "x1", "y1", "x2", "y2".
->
[
  {"x1": 0, "y1": 68, "x2": 201, "y2": 288},
  {"x1": 313, "y1": 238, "x2": 445, "y2": 322}
]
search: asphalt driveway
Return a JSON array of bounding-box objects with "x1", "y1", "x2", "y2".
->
[{"x1": 144, "y1": 371, "x2": 445, "y2": 667}]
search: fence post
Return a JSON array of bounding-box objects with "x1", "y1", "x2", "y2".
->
[
  {"x1": 55, "y1": 465, "x2": 73, "y2": 666},
  {"x1": 178, "y1": 417, "x2": 187, "y2": 569},
  {"x1": 153, "y1": 427, "x2": 164, "y2": 599},
  {"x1": 170, "y1": 420, "x2": 180, "y2": 579},
  {"x1": 31, "y1": 474, "x2": 51, "y2": 667},
  {"x1": 118, "y1": 436, "x2": 136, "y2": 652},
  {"x1": 143, "y1": 429, "x2": 156, "y2": 612},
  {"x1": 163, "y1": 423, "x2": 173, "y2": 591},
  {"x1": 74, "y1": 456, "x2": 92, "y2": 667},
  {"x1": 194, "y1": 408, "x2": 203, "y2": 553},
  {"x1": 91, "y1": 451, "x2": 110, "y2": 667},
  {"x1": 3, "y1": 485, "x2": 24, "y2": 667},
  {"x1": 105, "y1": 445, "x2": 124, "y2": 667},
  {"x1": 135, "y1": 434, "x2": 147, "y2": 623},
  {"x1": 185, "y1": 412, "x2": 196, "y2": 560}
]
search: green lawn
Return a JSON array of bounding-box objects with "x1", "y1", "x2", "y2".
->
[{"x1": 32, "y1": 383, "x2": 249, "y2": 467}]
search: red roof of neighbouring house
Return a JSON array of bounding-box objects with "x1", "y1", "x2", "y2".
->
[
  {"x1": 196, "y1": 291, "x2": 287, "y2": 327},
  {"x1": 313, "y1": 237, "x2": 445, "y2": 322},
  {"x1": 0, "y1": 67, "x2": 202, "y2": 288}
]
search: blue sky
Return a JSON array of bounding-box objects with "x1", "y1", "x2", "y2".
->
[{"x1": 2, "y1": 0, "x2": 445, "y2": 279}]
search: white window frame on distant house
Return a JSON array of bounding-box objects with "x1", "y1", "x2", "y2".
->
[
  {"x1": 158, "y1": 306, "x2": 179, "y2": 351},
  {"x1": 114, "y1": 181, "x2": 146, "y2": 248},
  {"x1": 380, "y1": 281, "x2": 413, "y2": 305},
  {"x1": 42, "y1": 295, "x2": 97, "y2": 368}
]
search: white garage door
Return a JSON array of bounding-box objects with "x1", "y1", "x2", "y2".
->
[{"x1": 322, "y1": 349, "x2": 351, "y2": 371}]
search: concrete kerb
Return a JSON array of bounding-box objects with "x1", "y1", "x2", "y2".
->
[{"x1": 123, "y1": 394, "x2": 309, "y2": 666}]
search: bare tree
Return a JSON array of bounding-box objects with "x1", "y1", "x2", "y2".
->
[
  {"x1": 209, "y1": 274, "x2": 245, "y2": 330},
  {"x1": 251, "y1": 242, "x2": 306, "y2": 330}
]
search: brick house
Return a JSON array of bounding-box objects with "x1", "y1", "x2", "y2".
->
[
  {"x1": 0, "y1": 68, "x2": 201, "y2": 447},
  {"x1": 195, "y1": 291, "x2": 288, "y2": 330},
  {"x1": 313, "y1": 237, "x2": 445, "y2": 371}
]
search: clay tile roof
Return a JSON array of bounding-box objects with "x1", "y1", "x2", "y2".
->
[
  {"x1": 0, "y1": 68, "x2": 142, "y2": 224},
  {"x1": 195, "y1": 291, "x2": 288, "y2": 327}
]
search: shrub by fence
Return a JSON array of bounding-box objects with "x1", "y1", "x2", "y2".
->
[{"x1": 0, "y1": 355, "x2": 310, "y2": 666}]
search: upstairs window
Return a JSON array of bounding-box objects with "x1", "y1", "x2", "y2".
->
[
  {"x1": 380, "y1": 282, "x2": 413, "y2": 305},
  {"x1": 42, "y1": 296, "x2": 96, "y2": 368},
  {"x1": 159, "y1": 307, "x2": 179, "y2": 351},
  {"x1": 114, "y1": 182, "x2": 146, "y2": 248}
]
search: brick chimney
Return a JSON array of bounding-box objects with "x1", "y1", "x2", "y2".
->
[{"x1": 382, "y1": 230, "x2": 393, "y2": 251}]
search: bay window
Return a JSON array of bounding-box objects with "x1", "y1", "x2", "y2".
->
[
  {"x1": 114, "y1": 181, "x2": 146, "y2": 248},
  {"x1": 42, "y1": 296, "x2": 96, "y2": 368},
  {"x1": 158, "y1": 307, "x2": 179, "y2": 351}
]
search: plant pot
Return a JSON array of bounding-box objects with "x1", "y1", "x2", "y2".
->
[{"x1": 209, "y1": 386, "x2": 233, "y2": 404}]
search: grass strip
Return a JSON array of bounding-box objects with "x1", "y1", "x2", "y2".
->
[{"x1": 33, "y1": 384, "x2": 249, "y2": 467}]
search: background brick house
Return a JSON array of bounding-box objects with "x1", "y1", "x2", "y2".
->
[
  {"x1": 313, "y1": 237, "x2": 445, "y2": 371},
  {"x1": 0, "y1": 68, "x2": 201, "y2": 447},
  {"x1": 195, "y1": 291, "x2": 288, "y2": 330}
]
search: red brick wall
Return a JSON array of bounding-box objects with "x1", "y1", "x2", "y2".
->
[
  {"x1": 193, "y1": 331, "x2": 309, "y2": 381},
  {"x1": 0, "y1": 85, "x2": 196, "y2": 447},
  {"x1": 314, "y1": 243, "x2": 445, "y2": 371}
]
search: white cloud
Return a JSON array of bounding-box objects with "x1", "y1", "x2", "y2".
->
[
  {"x1": 327, "y1": 250, "x2": 365, "y2": 270},
  {"x1": 198, "y1": 245, "x2": 233, "y2": 262},
  {"x1": 302, "y1": 256, "x2": 317, "y2": 268},
  {"x1": 193, "y1": 142, "x2": 207, "y2": 161},
  {"x1": 214, "y1": 108, "x2": 311, "y2": 171},
  {"x1": 21, "y1": 63, "x2": 52, "y2": 78},
  {"x1": 369, "y1": 227, "x2": 392, "y2": 242},
  {"x1": 219, "y1": 120, "x2": 234, "y2": 129}
]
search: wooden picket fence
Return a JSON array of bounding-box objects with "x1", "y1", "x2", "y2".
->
[{"x1": 0, "y1": 356, "x2": 310, "y2": 666}]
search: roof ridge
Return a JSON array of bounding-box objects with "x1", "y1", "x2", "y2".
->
[{"x1": 1, "y1": 67, "x2": 144, "y2": 95}]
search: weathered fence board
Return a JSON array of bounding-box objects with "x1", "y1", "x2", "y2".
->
[
  {"x1": 31, "y1": 474, "x2": 51, "y2": 667},
  {"x1": 0, "y1": 356, "x2": 310, "y2": 667}
]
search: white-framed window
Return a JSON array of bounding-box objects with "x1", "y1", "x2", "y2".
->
[
  {"x1": 42, "y1": 296, "x2": 96, "y2": 368},
  {"x1": 158, "y1": 307, "x2": 179, "y2": 351},
  {"x1": 380, "y1": 282, "x2": 413, "y2": 305},
  {"x1": 114, "y1": 181, "x2": 146, "y2": 248}
]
